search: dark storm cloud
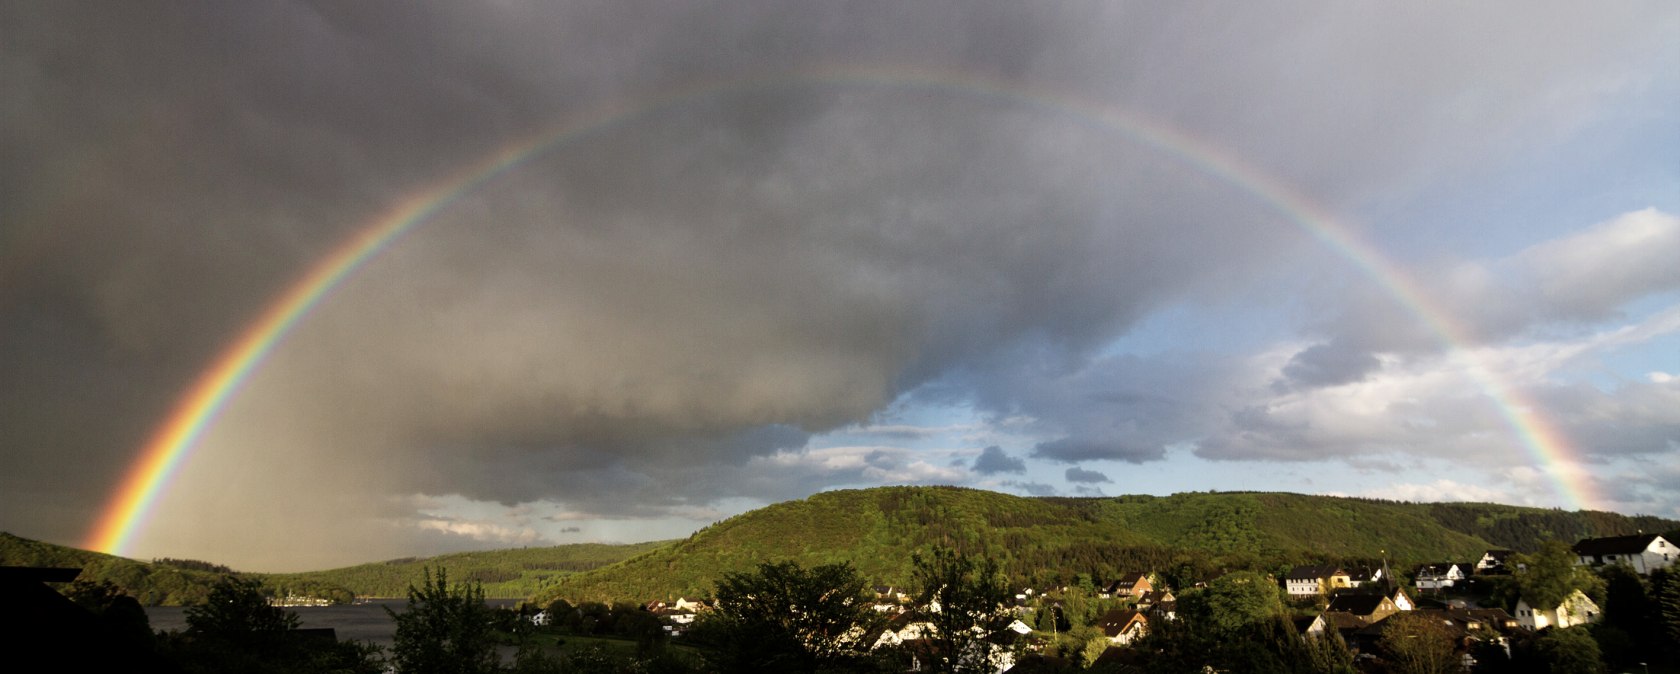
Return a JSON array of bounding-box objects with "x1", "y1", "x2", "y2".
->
[
  {"x1": 972, "y1": 446, "x2": 1026, "y2": 475},
  {"x1": 3, "y1": 0, "x2": 1674, "y2": 566},
  {"x1": 1064, "y1": 467, "x2": 1110, "y2": 484}
]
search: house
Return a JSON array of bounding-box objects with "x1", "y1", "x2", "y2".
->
[
  {"x1": 1137, "y1": 590, "x2": 1176, "y2": 621},
  {"x1": 1413, "y1": 562, "x2": 1471, "y2": 591},
  {"x1": 1389, "y1": 587, "x2": 1415, "y2": 611},
  {"x1": 1325, "y1": 592, "x2": 1399, "y2": 625},
  {"x1": 1475, "y1": 549, "x2": 1516, "y2": 574},
  {"x1": 1572, "y1": 534, "x2": 1675, "y2": 575},
  {"x1": 1284, "y1": 565, "x2": 1349, "y2": 596},
  {"x1": 1096, "y1": 609, "x2": 1149, "y2": 646},
  {"x1": 870, "y1": 613, "x2": 935, "y2": 650},
  {"x1": 1302, "y1": 611, "x2": 1367, "y2": 641},
  {"x1": 1463, "y1": 607, "x2": 1519, "y2": 632},
  {"x1": 1103, "y1": 573, "x2": 1152, "y2": 599},
  {"x1": 1515, "y1": 589, "x2": 1600, "y2": 630},
  {"x1": 1346, "y1": 567, "x2": 1383, "y2": 588},
  {"x1": 672, "y1": 597, "x2": 709, "y2": 612}
]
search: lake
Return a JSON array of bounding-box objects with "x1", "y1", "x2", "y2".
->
[{"x1": 144, "y1": 598, "x2": 527, "y2": 648}]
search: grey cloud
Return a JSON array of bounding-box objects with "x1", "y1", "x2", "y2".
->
[
  {"x1": 1034, "y1": 437, "x2": 1164, "y2": 464},
  {"x1": 953, "y1": 349, "x2": 1244, "y2": 466},
  {"x1": 1507, "y1": 209, "x2": 1680, "y2": 323},
  {"x1": 2, "y1": 1, "x2": 1674, "y2": 565},
  {"x1": 999, "y1": 481, "x2": 1059, "y2": 497},
  {"x1": 1278, "y1": 341, "x2": 1383, "y2": 390},
  {"x1": 972, "y1": 446, "x2": 1026, "y2": 475},
  {"x1": 1064, "y1": 467, "x2": 1111, "y2": 483},
  {"x1": 1309, "y1": 209, "x2": 1680, "y2": 358}
]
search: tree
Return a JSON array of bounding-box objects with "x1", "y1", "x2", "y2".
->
[
  {"x1": 1181, "y1": 571, "x2": 1284, "y2": 638},
  {"x1": 66, "y1": 578, "x2": 154, "y2": 649},
  {"x1": 167, "y1": 575, "x2": 384, "y2": 674},
  {"x1": 1300, "y1": 628, "x2": 1356, "y2": 674},
  {"x1": 697, "y1": 559, "x2": 881, "y2": 672},
  {"x1": 1656, "y1": 568, "x2": 1680, "y2": 658},
  {"x1": 1533, "y1": 627, "x2": 1604, "y2": 674},
  {"x1": 185, "y1": 575, "x2": 299, "y2": 642},
  {"x1": 1378, "y1": 612, "x2": 1462, "y2": 674},
  {"x1": 387, "y1": 567, "x2": 499, "y2": 674},
  {"x1": 910, "y1": 546, "x2": 1022, "y2": 674},
  {"x1": 1512, "y1": 540, "x2": 1603, "y2": 609}
]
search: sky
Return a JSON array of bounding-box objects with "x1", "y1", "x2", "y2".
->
[{"x1": 2, "y1": 2, "x2": 1677, "y2": 572}]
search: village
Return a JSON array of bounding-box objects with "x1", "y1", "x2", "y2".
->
[{"x1": 533, "y1": 532, "x2": 1678, "y2": 672}]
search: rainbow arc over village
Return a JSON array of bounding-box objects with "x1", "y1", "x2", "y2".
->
[{"x1": 86, "y1": 66, "x2": 1599, "y2": 556}]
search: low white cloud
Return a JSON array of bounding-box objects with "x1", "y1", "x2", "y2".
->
[
  {"x1": 1363, "y1": 479, "x2": 1513, "y2": 504},
  {"x1": 416, "y1": 518, "x2": 549, "y2": 546}
]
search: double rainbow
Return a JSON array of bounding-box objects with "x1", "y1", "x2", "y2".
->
[{"x1": 86, "y1": 66, "x2": 1595, "y2": 555}]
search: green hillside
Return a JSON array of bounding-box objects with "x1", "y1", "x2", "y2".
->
[
  {"x1": 259, "y1": 540, "x2": 675, "y2": 599},
  {"x1": 10, "y1": 488, "x2": 1675, "y2": 607},
  {"x1": 0, "y1": 532, "x2": 225, "y2": 605},
  {"x1": 535, "y1": 487, "x2": 1680, "y2": 604},
  {"x1": 0, "y1": 531, "x2": 670, "y2": 604}
]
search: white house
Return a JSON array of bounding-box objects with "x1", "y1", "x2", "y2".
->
[
  {"x1": 1515, "y1": 589, "x2": 1600, "y2": 630},
  {"x1": 1413, "y1": 563, "x2": 1470, "y2": 591},
  {"x1": 1390, "y1": 587, "x2": 1416, "y2": 611},
  {"x1": 1572, "y1": 534, "x2": 1675, "y2": 575},
  {"x1": 1475, "y1": 549, "x2": 1516, "y2": 574},
  {"x1": 1284, "y1": 565, "x2": 1347, "y2": 597}
]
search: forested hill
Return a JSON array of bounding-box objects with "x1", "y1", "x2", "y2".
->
[
  {"x1": 259, "y1": 540, "x2": 674, "y2": 599},
  {"x1": 536, "y1": 487, "x2": 1680, "y2": 604},
  {"x1": 0, "y1": 531, "x2": 227, "y2": 605},
  {"x1": 0, "y1": 531, "x2": 669, "y2": 604}
]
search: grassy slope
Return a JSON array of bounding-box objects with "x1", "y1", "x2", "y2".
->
[
  {"x1": 0, "y1": 532, "x2": 225, "y2": 605},
  {"x1": 536, "y1": 487, "x2": 1680, "y2": 604},
  {"x1": 10, "y1": 488, "x2": 1676, "y2": 606},
  {"x1": 0, "y1": 531, "x2": 669, "y2": 603},
  {"x1": 259, "y1": 540, "x2": 675, "y2": 598}
]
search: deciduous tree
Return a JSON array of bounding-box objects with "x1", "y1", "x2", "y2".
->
[
  {"x1": 1378, "y1": 612, "x2": 1461, "y2": 674},
  {"x1": 696, "y1": 559, "x2": 880, "y2": 672},
  {"x1": 1534, "y1": 626, "x2": 1605, "y2": 674},
  {"x1": 185, "y1": 575, "x2": 298, "y2": 641},
  {"x1": 911, "y1": 546, "x2": 1022, "y2": 674},
  {"x1": 387, "y1": 567, "x2": 499, "y2": 674}
]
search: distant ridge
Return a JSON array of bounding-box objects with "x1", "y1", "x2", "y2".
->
[
  {"x1": 0, "y1": 531, "x2": 668, "y2": 604},
  {"x1": 531, "y1": 487, "x2": 1680, "y2": 604},
  {"x1": 259, "y1": 540, "x2": 674, "y2": 599},
  {"x1": 6, "y1": 488, "x2": 1676, "y2": 606}
]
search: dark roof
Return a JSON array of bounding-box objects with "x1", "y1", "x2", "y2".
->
[
  {"x1": 1116, "y1": 572, "x2": 1146, "y2": 585},
  {"x1": 1319, "y1": 611, "x2": 1368, "y2": 632},
  {"x1": 1326, "y1": 593, "x2": 1391, "y2": 616},
  {"x1": 1465, "y1": 607, "x2": 1517, "y2": 629},
  {"x1": 1286, "y1": 564, "x2": 1342, "y2": 580},
  {"x1": 1096, "y1": 609, "x2": 1146, "y2": 638},
  {"x1": 1414, "y1": 562, "x2": 1469, "y2": 576},
  {"x1": 1573, "y1": 534, "x2": 1662, "y2": 556}
]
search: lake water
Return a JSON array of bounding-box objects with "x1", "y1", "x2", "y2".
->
[{"x1": 144, "y1": 598, "x2": 526, "y2": 648}]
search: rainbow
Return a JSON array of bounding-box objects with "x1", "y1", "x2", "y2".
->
[{"x1": 86, "y1": 65, "x2": 1595, "y2": 555}]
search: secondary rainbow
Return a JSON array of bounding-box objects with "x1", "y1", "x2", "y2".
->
[{"x1": 88, "y1": 65, "x2": 1595, "y2": 555}]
